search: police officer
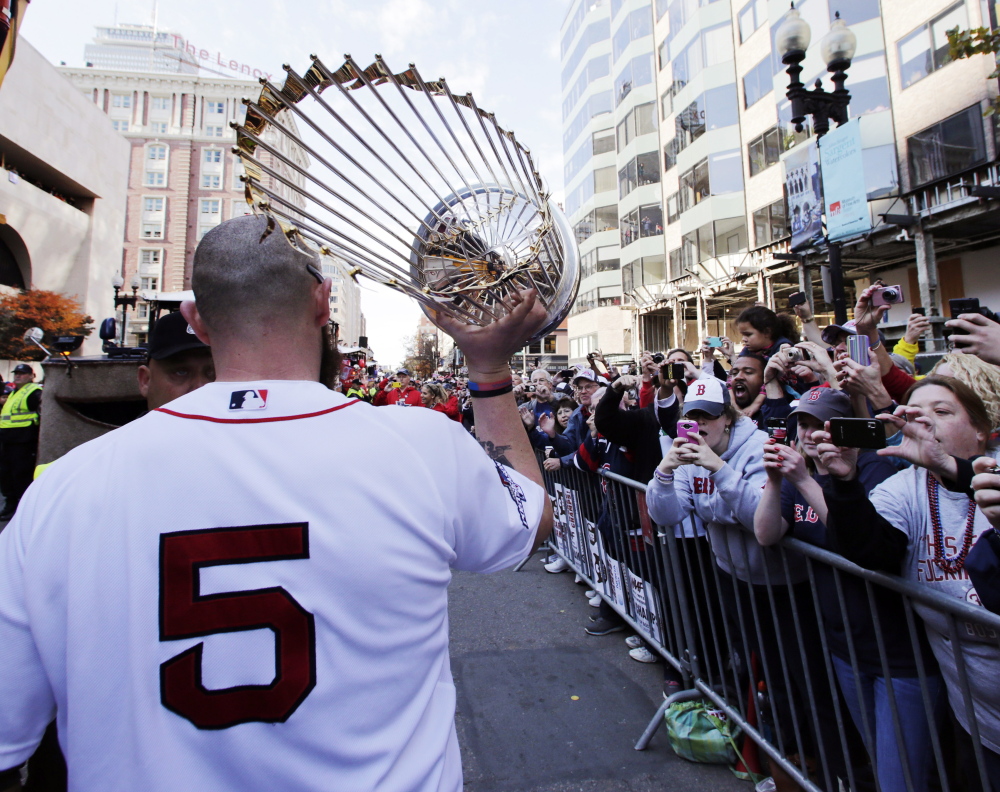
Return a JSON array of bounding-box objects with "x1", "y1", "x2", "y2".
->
[{"x1": 0, "y1": 363, "x2": 41, "y2": 520}]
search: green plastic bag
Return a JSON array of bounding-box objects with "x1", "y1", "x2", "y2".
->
[{"x1": 664, "y1": 700, "x2": 741, "y2": 765}]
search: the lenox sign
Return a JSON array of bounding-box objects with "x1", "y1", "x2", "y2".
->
[{"x1": 168, "y1": 35, "x2": 273, "y2": 81}]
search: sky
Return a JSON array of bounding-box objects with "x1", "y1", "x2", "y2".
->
[{"x1": 20, "y1": 0, "x2": 570, "y2": 367}]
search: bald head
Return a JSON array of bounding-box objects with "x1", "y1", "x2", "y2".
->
[{"x1": 192, "y1": 214, "x2": 320, "y2": 335}]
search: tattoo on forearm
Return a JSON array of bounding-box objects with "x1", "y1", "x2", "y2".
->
[{"x1": 479, "y1": 440, "x2": 512, "y2": 467}]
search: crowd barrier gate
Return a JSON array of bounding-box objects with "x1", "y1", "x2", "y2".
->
[{"x1": 534, "y1": 458, "x2": 1000, "y2": 792}]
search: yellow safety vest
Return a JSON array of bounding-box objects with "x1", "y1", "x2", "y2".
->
[{"x1": 0, "y1": 383, "x2": 42, "y2": 430}]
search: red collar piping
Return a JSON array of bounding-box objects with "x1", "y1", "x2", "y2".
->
[{"x1": 155, "y1": 398, "x2": 360, "y2": 424}]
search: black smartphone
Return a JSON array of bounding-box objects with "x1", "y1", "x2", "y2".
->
[
  {"x1": 787, "y1": 291, "x2": 807, "y2": 308},
  {"x1": 766, "y1": 418, "x2": 788, "y2": 445},
  {"x1": 950, "y1": 297, "x2": 980, "y2": 318},
  {"x1": 829, "y1": 418, "x2": 886, "y2": 449},
  {"x1": 912, "y1": 307, "x2": 926, "y2": 316},
  {"x1": 667, "y1": 362, "x2": 686, "y2": 380}
]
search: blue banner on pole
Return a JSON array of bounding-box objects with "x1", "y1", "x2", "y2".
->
[
  {"x1": 786, "y1": 141, "x2": 823, "y2": 251},
  {"x1": 820, "y1": 119, "x2": 871, "y2": 241}
]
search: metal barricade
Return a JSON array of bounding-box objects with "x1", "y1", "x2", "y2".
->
[{"x1": 537, "y1": 458, "x2": 1000, "y2": 792}]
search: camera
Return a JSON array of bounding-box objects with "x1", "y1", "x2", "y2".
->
[
  {"x1": 523, "y1": 384, "x2": 536, "y2": 393},
  {"x1": 785, "y1": 348, "x2": 811, "y2": 364},
  {"x1": 871, "y1": 285, "x2": 904, "y2": 307},
  {"x1": 651, "y1": 352, "x2": 665, "y2": 364},
  {"x1": 945, "y1": 297, "x2": 1000, "y2": 339},
  {"x1": 829, "y1": 418, "x2": 886, "y2": 449},
  {"x1": 787, "y1": 291, "x2": 807, "y2": 308}
]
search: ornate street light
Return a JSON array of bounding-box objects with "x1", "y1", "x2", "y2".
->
[
  {"x1": 112, "y1": 273, "x2": 142, "y2": 348},
  {"x1": 775, "y1": 3, "x2": 858, "y2": 323}
]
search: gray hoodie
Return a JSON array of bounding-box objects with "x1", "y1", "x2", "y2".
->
[{"x1": 646, "y1": 416, "x2": 806, "y2": 585}]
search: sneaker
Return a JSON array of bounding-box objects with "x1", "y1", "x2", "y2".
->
[
  {"x1": 625, "y1": 635, "x2": 644, "y2": 649},
  {"x1": 585, "y1": 618, "x2": 626, "y2": 636},
  {"x1": 574, "y1": 574, "x2": 583, "y2": 584},
  {"x1": 584, "y1": 590, "x2": 596, "y2": 598},
  {"x1": 588, "y1": 594, "x2": 602, "y2": 608},
  {"x1": 628, "y1": 646, "x2": 659, "y2": 664},
  {"x1": 544, "y1": 557, "x2": 570, "y2": 573}
]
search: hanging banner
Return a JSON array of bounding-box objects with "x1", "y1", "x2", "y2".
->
[
  {"x1": 820, "y1": 119, "x2": 871, "y2": 241},
  {"x1": 786, "y1": 141, "x2": 823, "y2": 251}
]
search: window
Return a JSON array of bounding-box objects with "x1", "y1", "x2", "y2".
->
[
  {"x1": 636, "y1": 151, "x2": 660, "y2": 185},
  {"x1": 897, "y1": 2, "x2": 967, "y2": 89},
  {"x1": 679, "y1": 158, "x2": 711, "y2": 211},
  {"x1": 748, "y1": 126, "x2": 781, "y2": 176},
  {"x1": 562, "y1": 19, "x2": 612, "y2": 88},
  {"x1": 143, "y1": 197, "x2": 164, "y2": 212},
  {"x1": 139, "y1": 249, "x2": 162, "y2": 291},
  {"x1": 613, "y1": 6, "x2": 653, "y2": 62},
  {"x1": 639, "y1": 204, "x2": 663, "y2": 237},
  {"x1": 151, "y1": 96, "x2": 171, "y2": 111},
  {"x1": 909, "y1": 105, "x2": 987, "y2": 186},
  {"x1": 642, "y1": 254, "x2": 666, "y2": 285},
  {"x1": 743, "y1": 57, "x2": 772, "y2": 108},
  {"x1": 112, "y1": 93, "x2": 133, "y2": 108},
  {"x1": 562, "y1": 56, "x2": 611, "y2": 121},
  {"x1": 141, "y1": 224, "x2": 163, "y2": 239},
  {"x1": 777, "y1": 99, "x2": 811, "y2": 151},
  {"x1": 594, "y1": 165, "x2": 616, "y2": 193},
  {"x1": 666, "y1": 192, "x2": 680, "y2": 224},
  {"x1": 704, "y1": 84, "x2": 739, "y2": 130},
  {"x1": 202, "y1": 174, "x2": 221, "y2": 189},
  {"x1": 144, "y1": 171, "x2": 165, "y2": 187},
  {"x1": 831, "y1": 0, "x2": 880, "y2": 25},
  {"x1": 112, "y1": 120, "x2": 129, "y2": 132},
  {"x1": 593, "y1": 128, "x2": 615, "y2": 155},
  {"x1": 668, "y1": 247, "x2": 683, "y2": 280},
  {"x1": 205, "y1": 125, "x2": 224, "y2": 137},
  {"x1": 670, "y1": 23, "x2": 733, "y2": 95},
  {"x1": 563, "y1": 91, "x2": 613, "y2": 151},
  {"x1": 614, "y1": 53, "x2": 654, "y2": 107},
  {"x1": 206, "y1": 100, "x2": 225, "y2": 114},
  {"x1": 847, "y1": 54, "x2": 891, "y2": 116},
  {"x1": 621, "y1": 208, "x2": 639, "y2": 246},
  {"x1": 151, "y1": 122, "x2": 168, "y2": 134},
  {"x1": 708, "y1": 149, "x2": 743, "y2": 194},
  {"x1": 752, "y1": 198, "x2": 789, "y2": 246},
  {"x1": 635, "y1": 101, "x2": 657, "y2": 136},
  {"x1": 204, "y1": 149, "x2": 222, "y2": 164},
  {"x1": 148, "y1": 145, "x2": 167, "y2": 160},
  {"x1": 595, "y1": 204, "x2": 617, "y2": 232},
  {"x1": 658, "y1": 39, "x2": 669, "y2": 71},
  {"x1": 232, "y1": 158, "x2": 245, "y2": 189},
  {"x1": 737, "y1": 0, "x2": 767, "y2": 42},
  {"x1": 198, "y1": 199, "x2": 222, "y2": 239},
  {"x1": 575, "y1": 212, "x2": 595, "y2": 245}
]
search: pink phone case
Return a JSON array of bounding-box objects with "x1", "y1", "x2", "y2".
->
[{"x1": 677, "y1": 420, "x2": 699, "y2": 442}]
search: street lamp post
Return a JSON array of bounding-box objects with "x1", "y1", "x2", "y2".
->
[
  {"x1": 776, "y1": 5, "x2": 858, "y2": 325},
  {"x1": 112, "y1": 273, "x2": 142, "y2": 348}
]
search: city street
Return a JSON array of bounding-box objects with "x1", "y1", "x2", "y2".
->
[{"x1": 449, "y1": 556, "x2": 748, "y2": 792}]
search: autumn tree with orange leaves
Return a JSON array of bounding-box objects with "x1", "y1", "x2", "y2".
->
[{"x1": 0, "y1": 289, "x2": 93, "y2": 360}]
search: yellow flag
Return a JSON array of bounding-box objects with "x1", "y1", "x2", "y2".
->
[{"x1": 0, "y1": 0, "x2": 30, "y2": 90}]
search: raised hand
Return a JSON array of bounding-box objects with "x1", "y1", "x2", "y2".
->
[
  {"x1": 972, "y1": 457, "x2": 1000, "y2": 529},
  {"x1": 852, "y1": 285, "x2": 890, "y2": 339},
  {"x1": 763, "y1": 437, "x2": 809, "y2": 484},
  {"x1": 876, "y1": 405, "x2": 953, "y2": 476},
  {"x1": 904, "y1": 312, "x2": 931, "y2": 345},
  {"x1": 538, "y1": 412, "x2": 556, "y2": 437},
  {"x1": 814, "y1": 423, "x2": 860, "y2": 481},
  {"x1": 946, "y1": 312, "x2": 1000, "y2": 365}
]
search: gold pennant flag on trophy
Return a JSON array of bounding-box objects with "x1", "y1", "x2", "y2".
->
[{"x1": 0, "y1": 0, "x2": 30, "y2": 91}]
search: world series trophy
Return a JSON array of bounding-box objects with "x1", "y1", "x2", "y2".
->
[{"x1": 232, "y1": 54, "x2": 580, "y2": 345}]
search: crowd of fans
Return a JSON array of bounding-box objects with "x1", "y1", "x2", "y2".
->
[{"x1": 498, "y1": 286, "x2": 1000, "y2": 792}]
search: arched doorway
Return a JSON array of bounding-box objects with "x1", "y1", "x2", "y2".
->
[{"x1": 0, "y1": 225, "x2": 28, "y2": 289}]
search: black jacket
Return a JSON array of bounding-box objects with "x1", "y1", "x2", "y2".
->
[{"x1": 593, "y1": 385, "x2": 663, "y2": 484}]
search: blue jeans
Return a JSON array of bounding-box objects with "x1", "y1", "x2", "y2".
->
[{"x1": 831, "y1": 655, "x2": 942, "y2": 792}]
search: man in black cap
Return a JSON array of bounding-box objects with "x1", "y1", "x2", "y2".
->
[
  {"x1": 138, "y1": 310, "x2": 215, "y2": 411},
  {"x1": 0, "y1": 363, "x2": 42, "y2": 520}
]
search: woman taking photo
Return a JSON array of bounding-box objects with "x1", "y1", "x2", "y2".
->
[
  {"x1": 754, "y1": 388, "x2": 940, "y2": 792},
  {"x1": 821, "y1": 376, "x2": 1000, "y2": 792},
  {"x1": 647, "y1": 376, "x2": 848, "y2": 791}
]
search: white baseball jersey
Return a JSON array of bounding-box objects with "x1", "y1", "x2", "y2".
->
[{"x1": 0, "y1": 381, "x2": 544, "y2": 791}]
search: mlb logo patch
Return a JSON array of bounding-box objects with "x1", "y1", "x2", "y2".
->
[{"x1": 229, "y1": 389, "x2": 268, "y2": 411}]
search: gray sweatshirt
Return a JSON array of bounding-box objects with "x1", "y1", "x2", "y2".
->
[
  {"x1": 646, "y1": 416, "x2": 807, "y2": 585},
  {"x1": 868, "y1": 466, "x2": 1000, "y2": 753}
]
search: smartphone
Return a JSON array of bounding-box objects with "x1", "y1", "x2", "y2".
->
[
  {"x1": 847, "y1": 334, "x2": 870, "y2": 366},
  {"x1": 787, "y1": 291, "x2": 807, "y2": 308},
  {"x1": 949, "y1": 297, "x2": 980, "y2": 318},
  {"x1": 912, "y1": 307, "x2": 926, "y2": 316},
  {"x1": 766, "y1": 418, "x2": 788, "y2": 445},
  {"x1": 708, "y1": 337, "x2": 723, "y2": 348},
  {"x1": 667, "y1": 362, "x2": 686, "y2": 380},
  {"x1": 677, "y1": 419, "x2": 699, "y2": 442},
  {"x1": 871, "y1": 285, "x2": 905, "y2": 307},
  {"x1": 829, "y1": 418, "x2": 886, "y2": 449}
]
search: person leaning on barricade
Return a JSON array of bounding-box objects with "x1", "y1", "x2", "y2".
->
[
  {"x1": 646, "y1": 376, "x2": 852, "y2": 791},
  {"x1": 753, "y1": 387, "x2": 940, "y2": 792},
  {"x1": 0, "y1": 214, "x2": 553, "y2": 792},
  {"x1": 820, "y1": 375, "x2": 1000, "y2": 792}
]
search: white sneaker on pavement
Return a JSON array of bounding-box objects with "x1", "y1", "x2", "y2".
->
[
  {"x1": 588, "y1": 593, "x2": 602, "y2": 608},
  {"x1": 544, "y1": 557, "x2": 570, "y2": 573},
  {"x1": 625, "y1": 635, "x2": 644, "y2": 649},
  {"x1": 584, "y1": 590, "x2": 596, "y2": 598},
  {"x1": 628, "y1": 646, "x2": 659, "y2": 664}
]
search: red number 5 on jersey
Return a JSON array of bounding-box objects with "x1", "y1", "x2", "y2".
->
[{"x1": 159, "y1": 523, "x2": 316, "y2": 729}]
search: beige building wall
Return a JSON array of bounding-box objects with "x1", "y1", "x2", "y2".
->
[{"x1": 0, "y1": 39, "x2": 129, "y2": 356}]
